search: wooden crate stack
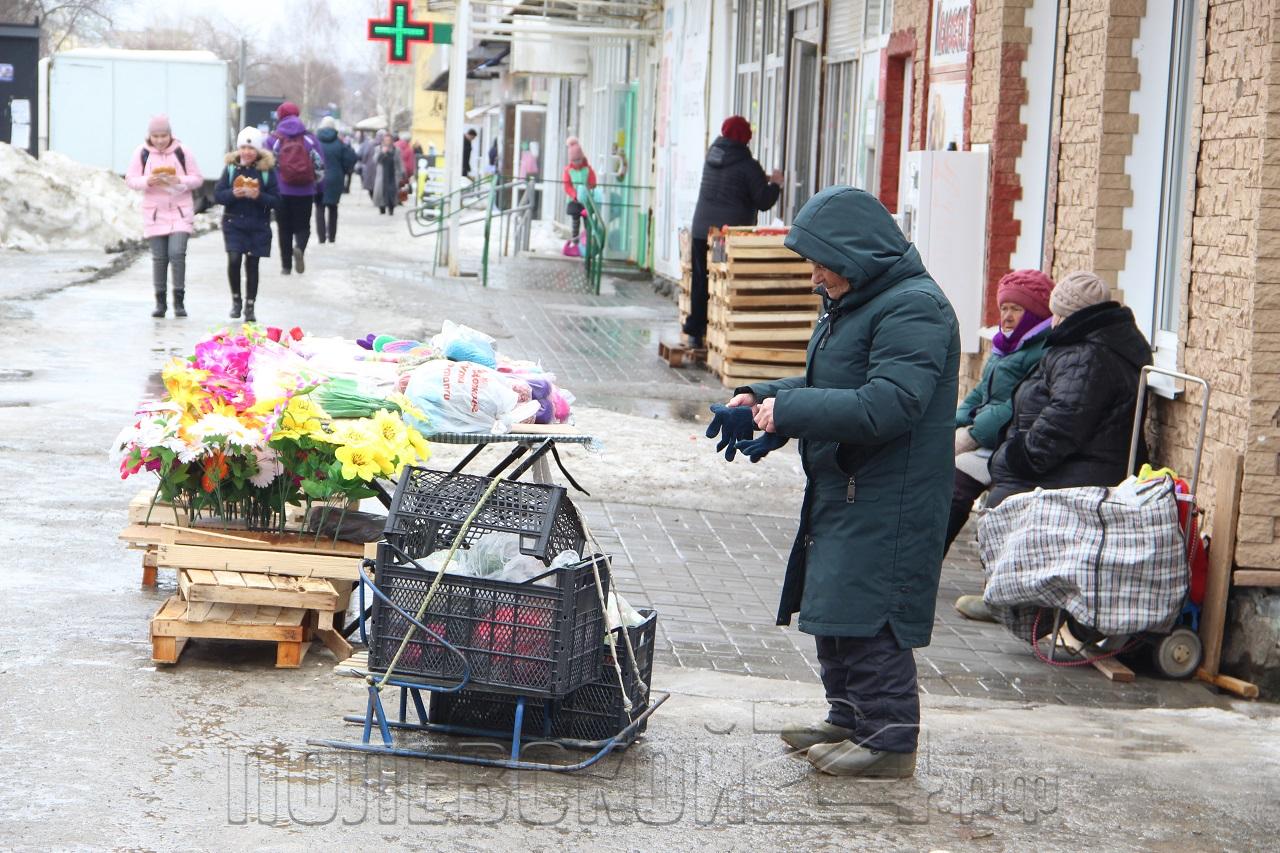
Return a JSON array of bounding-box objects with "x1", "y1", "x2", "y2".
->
[
  {"x1": 705, "y1": 227, "x2": 819, "y2": 387},
  {"x1": 677, "y1": 227, "x2": 693, "y2": 329},
  {"x1": 122, "y1": 489, "x2": 365, "y2": 667},
  {"x1": 150, "y1": 526, "x2": 367, "y2": 667}
]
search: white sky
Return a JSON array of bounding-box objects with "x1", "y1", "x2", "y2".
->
[{"x1": 110, "y1": 0, "x2": 379, "y2": 66}]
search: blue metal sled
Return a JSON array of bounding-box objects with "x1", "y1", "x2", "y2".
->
[{"x1": 307, "y1": 563, "x2": 667, "y2": 772}]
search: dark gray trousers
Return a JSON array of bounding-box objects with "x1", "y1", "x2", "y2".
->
[{"x1": 815, "y1": 626, "x2": 920, "y2": 753}]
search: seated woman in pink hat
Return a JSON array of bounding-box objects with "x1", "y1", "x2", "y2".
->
[{"x1": 948, "y1": 269, "x2": 1056, "y2": 620}]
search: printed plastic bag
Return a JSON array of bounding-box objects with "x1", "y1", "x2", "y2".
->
[{"x1": 403, "y1": 360, "x2": 540, "y2": 434}]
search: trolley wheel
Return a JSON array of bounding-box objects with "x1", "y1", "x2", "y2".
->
[{"x1": 1154, "y1": 628, "x2": 1202, "y2": 679}]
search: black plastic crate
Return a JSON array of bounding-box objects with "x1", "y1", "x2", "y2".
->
[
  {"x1": 429, "y1": 610, "x2": 658, "y2": 745},
  {"x1": 383, "y1": 467, "x2": 587, "y2": 563},
  {"x1": 368, "y1": 552, "x2": 610, "y2": 698}
]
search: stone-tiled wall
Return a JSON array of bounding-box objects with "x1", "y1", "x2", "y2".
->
[
  {"x1": 896, "y1": 0, "x2": 1279, "y2": 569},
  {"x1": 1233, "y1": 0, "x2": 1280, "y2": 567}
]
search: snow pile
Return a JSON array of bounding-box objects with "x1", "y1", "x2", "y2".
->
[{"x1": 0, "y1": 142, "x2": 143, "y2": 253}]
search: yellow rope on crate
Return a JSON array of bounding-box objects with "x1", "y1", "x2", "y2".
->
[
  {"x1": 372, "y1": 474, "x2": 505, "y2": 691},
  {"x1": 582, "y1": 520, "x2": 646, "y2": 718}
]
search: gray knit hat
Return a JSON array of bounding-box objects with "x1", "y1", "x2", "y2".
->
[{"x1": 1050, "y1": 271, "x2": 1110, "y2": 319}]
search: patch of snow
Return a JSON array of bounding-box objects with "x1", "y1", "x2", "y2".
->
[{"x1": 0, "y1": 143, "x2": 143, "y2": 253}]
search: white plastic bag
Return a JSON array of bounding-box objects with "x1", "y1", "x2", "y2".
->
[{"x1": 403, "y1": 360, "x2": 540, "y2": 434}]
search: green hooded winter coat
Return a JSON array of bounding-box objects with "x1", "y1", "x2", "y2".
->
[
  {"x1": 745, "y1": 187, "x2": 960, "y2": 648},
  {"x1": 954, "y1": 327, "x2": 1050, "y2": 449}
]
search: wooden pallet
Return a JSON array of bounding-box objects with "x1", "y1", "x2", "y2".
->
[
  {"x1": 657, "y1": 340, "x2": 705, "y2": 368},
  {"x1": 179, "y1": 568, "x2": 340, "y2": 610},
  {"x1": 150, "y1": 595, "x2": 311, "y2": 667},
  {"x1": 711, "y1": 259, "x2": 812, "y2": 278},
  {"x1": 156, "y1": 526, "x2": 365, "y2": 581}
]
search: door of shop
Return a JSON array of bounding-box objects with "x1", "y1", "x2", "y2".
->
[
  {"x1": 784, "y1": 36, "x2": 820, "y2": 220},
  {"x1": 514, "y1": 104, "x2": 546, "y2": 219}
]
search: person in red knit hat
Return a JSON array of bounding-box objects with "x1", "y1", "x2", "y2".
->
[
  {"x1": 684, "y1": 116, "x2": 784, "y2": 348},
  {"x1": 949, "y1": 269, "x2": 1056, "y2": 620}
]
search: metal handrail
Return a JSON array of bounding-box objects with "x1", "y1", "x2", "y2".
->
[{"x1": 1128, "y1": 365, "x2": 1211, "y2": 497}]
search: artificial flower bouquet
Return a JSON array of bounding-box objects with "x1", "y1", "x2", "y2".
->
[{"x1": 111, "y1": 325, "x2": 431, "y2": 531}]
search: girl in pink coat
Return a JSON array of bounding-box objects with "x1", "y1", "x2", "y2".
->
[{"x1": 125, "y1": 114, "x2": 203, "y2": 318}]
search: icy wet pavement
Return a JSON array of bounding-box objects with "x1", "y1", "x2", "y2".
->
[{"x1": 1, "y1": 201, "x2": 1278, "y2": 848}]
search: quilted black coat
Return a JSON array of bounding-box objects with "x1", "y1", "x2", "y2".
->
[
  {"x1": 690, "y1": 137, "x2": 781, "y2": 239},
  {"x1": 987, "y1": 301, "x2": 1152, "y2": 507}
]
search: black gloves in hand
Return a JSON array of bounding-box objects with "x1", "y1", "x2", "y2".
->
[
  {"x1": 706, "y1": 404, "x2": 757, "y2": 461},
  {"x1": 735, "y1": 432, "x2": 789, "y2": 463}
]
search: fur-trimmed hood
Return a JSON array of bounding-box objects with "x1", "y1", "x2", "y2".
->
[{"x1": 224, "y1": 149, "x2": 276, "y2": 170}]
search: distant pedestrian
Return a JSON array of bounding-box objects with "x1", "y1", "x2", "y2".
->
[
  {"x1": 263, "y1": 101, "x2": 325, "y2": 275},
  {"x1": 315, "y1": 116, "x2": 357, "y2": 244},
  {"x1": 125, "y1": 114, "x2": 204, "y2": 318},
  {"x1": 214, "y1": 127, "x2": 279, "y2": 323},
  {"x1": 686, "y1": 116, "x2": 784, "y2": 348},
  {"x1": 560, "y1": 136, "x2": 596, "y2": 257},
  {"x1": 361, "y1": 130, "x2": 386, "y2": 199},
  {"x1": 462, "y1": 128, "x2": 477, "y2": 179},
  {"x1": 396, "y1": 131, "x2": 414, "y2": 178},
  {"x1": 373, "y1": 134, "x2": 405, "y2": 215},
  {"x1": 426, "y1": 143, "x2": 438, "y2": 169}
]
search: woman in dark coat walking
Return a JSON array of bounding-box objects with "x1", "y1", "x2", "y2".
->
[
  {"x1": 214, "y1": 127, "x2": 279, "y2": 323},
  {"x1": 729, "y1": 187, "x2": 960, "y2": 778},
  {"x1": 684, "y1": 116, "x2": 783, "y2": 347},
  {"x1": 314, "y1": 117, "x2": 358, "y2": 243},
  {"x1": 372, "y1": 135, "x2": 405, "y2": 215},
  {"x1": 986, "y1": 271, "x2": 1153, "y2": 508}
]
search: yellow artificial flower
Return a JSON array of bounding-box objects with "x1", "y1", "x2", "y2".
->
[
  {"x1": 162, "y1": 360, "x2": 211, "y2": 414},
  {"x1": 371, "y1": 409, "x2": 408, "y2": 449},
  {"x1": 334, "y1": 443, "x2": 382, "y2": 481},
  {"x1": 280, "y1": 394, "x2": 327, "y2": 434},
  {"x1": 389, "y1": 393, "x2": 428, "y2": 424},
  {"x1": 406, "y1": 428, "x2": 432, "y2": 464}
]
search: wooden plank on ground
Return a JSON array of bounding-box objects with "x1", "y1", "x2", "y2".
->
[
  {"x1": 156, "y1": 542, "x2": 361, "y2": 581},
  {"x1": 713, "y1": 326, "x2": 816, "y2": 344},
  {"x1": 1194, "y1": 667, "x2": 1259, "y2": 699},
  {"x1": 709, "y1": 275, "x2": 815, "y2": 292},
  {"x1": 713, "y1": 260, "x2": 813, "y2": 277},
  {"x1": 1199, "y1": 449, "x2": 1243, "y2": 679},
  {"x1": 1057, "y1": 625, "x2": 1135, "y2": 682},
  {"x1": 1232, "y1": 570, "x2": 1280, "y2": 586},
  {"x1": 712, "y1": 293, "x2": 822, "y2": 310}
]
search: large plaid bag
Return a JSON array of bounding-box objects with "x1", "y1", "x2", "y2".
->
[{"x1": 977, "y1": 477, "x2": 1189, "y2": 640}]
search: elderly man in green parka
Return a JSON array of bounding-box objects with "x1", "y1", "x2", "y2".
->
[{"x1": 729, "y1": 187, "x2": 960, "y2": 778}]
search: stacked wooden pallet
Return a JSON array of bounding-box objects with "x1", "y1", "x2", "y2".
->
[
  {"x1": 676, "y1": 227, "x2": 694, "y2": 329},
  {"x1": 139, "y1": 515, "x2": 369, "y2": 668},
  {"x1": 705, "y1": 227, "x2": 819, "y2": 387}
]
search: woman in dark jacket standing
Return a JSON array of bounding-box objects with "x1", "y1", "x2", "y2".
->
[
  {"x1": 315, "y1": 117, "x2": 357, "y2": 244},
  {"x1": 986, "y1": 271, "x2": 1153, "y2": 508},
  {"x1": 684, "y1": 116, "x2": 784, "y2": 347},
  {"x1": 736, "y1": 187, "x2": 960, "y2": 778},
  {"x1": 214, "y1": 127, "x2": 279, "y2": 323}
]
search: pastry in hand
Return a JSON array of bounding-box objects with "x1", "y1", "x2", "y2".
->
[{"x1": 152, "y1": 165, "x2": 176, "y2": 177}]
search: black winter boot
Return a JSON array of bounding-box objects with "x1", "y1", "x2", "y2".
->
[
  {"x1": 172, "y1": 289, "x2": 187, "y2": 318},
  {"x1": 230, "y1": 297, "x2": 242, "y2": 319},
  {"x1": 151, "y1": 289, "x2": 166, "y2": 318},
  {"x1": 244, "y1": 300, "x2": 256, "y2": 322}
]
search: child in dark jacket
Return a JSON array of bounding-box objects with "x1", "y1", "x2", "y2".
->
[{"x1": 214, "y1": 127, "x2": 280, "y2": 322}]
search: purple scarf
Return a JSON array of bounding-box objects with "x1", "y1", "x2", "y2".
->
[{"x1": 992, "y1": 313, "x2": 1051, "y2": 355}]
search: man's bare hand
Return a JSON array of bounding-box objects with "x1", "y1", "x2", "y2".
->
[
  {"x1": 754, "y1": 397, "x2": 777, "y2": 433},
  {"x1": 727, "y1": 392, "x2": 756, "y2": 408}
]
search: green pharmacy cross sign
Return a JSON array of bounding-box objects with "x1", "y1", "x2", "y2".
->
[{"x1": 368, "y1": 0, "x2": 452, "y2": 65}]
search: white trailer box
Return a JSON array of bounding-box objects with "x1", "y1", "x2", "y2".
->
[{"x1": 42, "y1": 49, "x2": 229, "y2": 186}]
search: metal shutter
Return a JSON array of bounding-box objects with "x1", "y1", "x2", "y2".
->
[{"x1": 826, "y1": 0, "x2": 865, "y2": 61}]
